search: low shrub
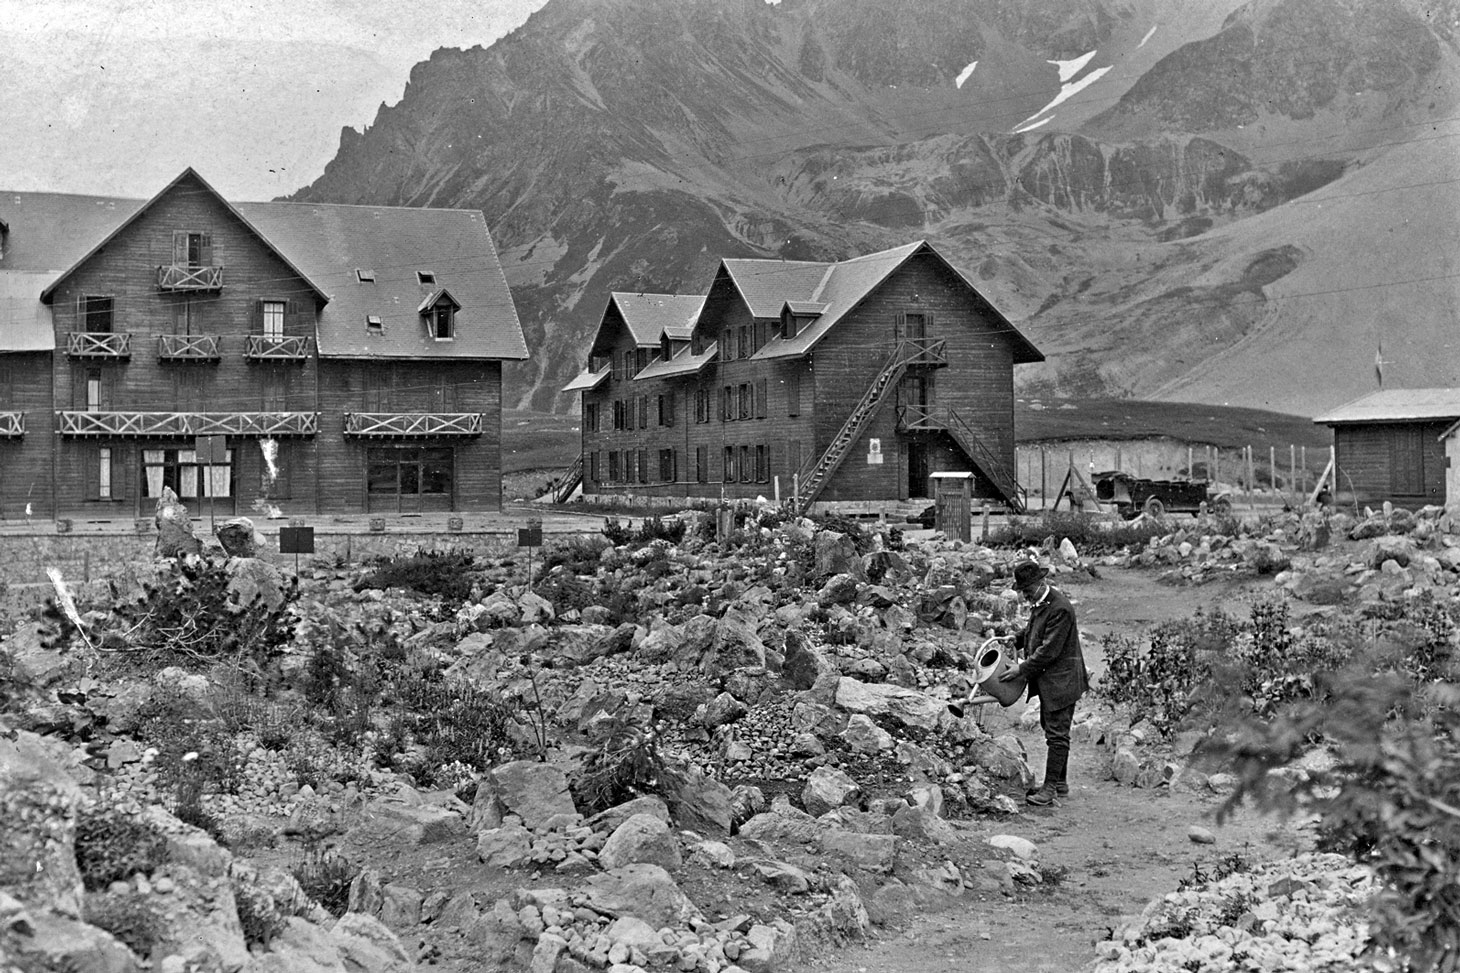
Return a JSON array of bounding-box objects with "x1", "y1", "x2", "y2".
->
[
  {"x1": 231, "y1": 876, "x2": 287, "y2": 949},
  {"x1": 538, "y1": 535, "x2": 610, "y2": 576},
  {"x1": 355, "y1": 550, "x2": 478, "y2": 603},
  {"x1": 83, "y1": 893, "x2": 167, "y2": 957},
  {"x1": 290, "y1": 847, "x2": 358, "y2": 918},
  {"x1": 570, "y1": 714, "x2": 680, "y2": 814},
  {"x1": 74, "y1": 806, "x2": 171, "y2": 891},
  {"x1": 988, "y1": 511, "x2": 1165, "y2": 553}
]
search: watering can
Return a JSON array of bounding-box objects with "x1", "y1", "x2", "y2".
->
[{"x1": 970, "y1": 634, "x2": 1028, "y2": 708}]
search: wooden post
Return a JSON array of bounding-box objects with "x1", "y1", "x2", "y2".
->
[
  {"x1": 773, "y1": 475, "x2": 780, "y2": 504},
  {"x1": 1269, "y1": 446, "x2": 1276, "y2": 492},
  {"x1": 981, "y1": 501, "x2": 990, "y2": 541},
  {"x1": 1213, "y1": 448, "x2": 1219, "y2": 486},
  {"x1": 1290, "y1": 444, "x2": 1296, "y2": 497},
  {"x1": 1187, "y1": 446, "x2": 1194, "y2": 478},
  {"x1": 1247, "y1": 446, "x2": 1255, "y2": 508},
  {"x1": 1040, "y1": 447, "x2": 1047, "y2": 511},
  {"x1": 1115, "y1": 446, "x2": 1122, "y2": 472},
  {"x1": 1301, "y1": 446, "x2": 1307, "y2": 491}
]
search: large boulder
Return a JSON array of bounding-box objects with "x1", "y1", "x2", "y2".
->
[
  {"x1": 814, "y1": 531, "x2": 865, "y2": 581},
  {"x1": 699, "y1": 608, "x2": 766, "y2": 677},
  {"x1": 154, "y1": 487, "x2": 202, "y2": 557},
  {"x1": 661, "y1": 767, "x2": 734, "y2": 835},
  {"x1": 471, "y1": 761, "x2": 576, "y2": 831},
  {"x1": 581, "y1": 864, "x2": 699, "y2": 927},
  {"x1": 801, "y1": 766, "x2": 861, "y2": 817},
  {"x1": 834, "y1": 678, "x2": 948, "y2": 732},
  {"x1": 351, "y1": 798, "x2": 465, "y2": 846},
  {"x1": 0, "y1": 731, "x2": 85, "y2": 917},
  {"x1": 214, "y1": 517, "x2": 263, "y2": 557},
  {"x1": 597, "y1": 813, "x2": 681, "y2": 871},
  {"x1": 782, "y1": 630, "x2": 839, "y2": 690}
]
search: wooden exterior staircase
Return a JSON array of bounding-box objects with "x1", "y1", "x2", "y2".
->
[
  {"x1": 554, "y1": 454, "x2": 584, "y2": 503},
  {"x1": 896, "y1": 404, "x2": 1025, "y2": 512},
  {"x1": 791, "y1": 339, "x2": 941, "y2": 514}
]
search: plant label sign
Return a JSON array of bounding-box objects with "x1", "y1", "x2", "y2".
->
[
  {"x1": 518, "y1": 518, "x2": 543, "y2": 548},
  {"x1": 195, "y1": 434, "x2": 228, "y2": 466},
  {"x1": 279, "y1": 526, "x2": 315, "y2": 554}
]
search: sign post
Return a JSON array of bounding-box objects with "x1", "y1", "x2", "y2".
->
[
  {"x1": 517, "y1": 517, "x2": 543, "y2": 592},
  {"x1": 279, "y1": 524, "x2": 315, "y2": 576},
  {"x1": 194, "y1": 435, "x2": 228, "y2": 533}
]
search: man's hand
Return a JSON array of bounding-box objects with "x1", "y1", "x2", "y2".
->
[{"x1": 999, "y1": 663, "x2": 1023, "y2": 682}]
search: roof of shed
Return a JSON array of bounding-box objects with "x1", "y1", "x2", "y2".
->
[
  {"x1": 1313, "y1": 388, "x2": 1460, "y2": 424},
  {"x1": 635, "y1": 344, "x2": 718, "y2": 380}
]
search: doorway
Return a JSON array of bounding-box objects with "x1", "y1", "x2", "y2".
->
[{"x1": 908, "y1": 443, "x2": 931, "y2": 499}]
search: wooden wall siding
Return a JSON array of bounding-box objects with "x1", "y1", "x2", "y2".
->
[
  {"x1": 317, "y1": 359, "x2": 503, "y2": 512},
  {"x1": 1335, "y1": 421, "x2": 1450, "y2": 507},
  {"x1": 46, "y1": 172, "x2": 322, "y2": 517},
  {"x1": 580, "y1": 284, "x2": 822, "y2": 499},
  {"x1": 0, "y1": 353, "x2": 56, "y2": 519},
  {"x1": 812, "y1": 252, "x2": 1016, "y2": 503}
]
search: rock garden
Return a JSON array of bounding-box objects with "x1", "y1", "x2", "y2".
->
[{"x1": 2, "y1": 496, "x2": 1458, "y2": 973}]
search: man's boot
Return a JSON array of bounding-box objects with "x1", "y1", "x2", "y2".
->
[{"x1": 1027, "y1": 749, "x2": 1069, "y2": 806}]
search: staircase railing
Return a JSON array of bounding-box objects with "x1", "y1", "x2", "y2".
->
[
  {"x1": 555, "y1": 454, "x2": 584, "y2": 503},
  {"x1": 943, "y1": 408, "x2": 1026, "y2": 512}
]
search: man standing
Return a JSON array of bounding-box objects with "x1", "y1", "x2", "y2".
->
[{"x1": 1000, "y1": 559, "x2": 1089, "y2": 807}]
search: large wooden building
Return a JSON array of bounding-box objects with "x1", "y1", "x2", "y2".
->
[
  {"x1": 0, "y1": 169, "x2": 527, "y2": 521},
  {"x1": 562, "y1": 241, "x2": 1042, "y2": 512},
  {"x1": 1314, "y1": 388, "x2": 1460, "y2": 508}
]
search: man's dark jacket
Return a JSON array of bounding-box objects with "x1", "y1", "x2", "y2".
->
[{"x1": 1015, "y1": 586, "x2": 1089, "y2": 709}]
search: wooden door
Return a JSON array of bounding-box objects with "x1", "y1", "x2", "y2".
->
[{"x1": 908, "y1": 443, "x2": 931, "y2": 498}]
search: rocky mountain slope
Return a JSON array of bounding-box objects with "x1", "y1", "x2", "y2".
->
[{"x1": 290, "y1": 0, "x2": 1460, "y2": 416}]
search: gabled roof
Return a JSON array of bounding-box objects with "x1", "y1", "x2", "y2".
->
[
  {"x1": 783, "y1": 300, "x2": 828, "y2": 316},
  {"x1": 239, "y1": 202, "x2": 526, "y2": 360},
  {"x1": 0, "y1": 272, "x2": 56, "y2": 351},
  {"x1": 416, "y1": 287, "x2": 462, "y2": 314},
  {"x1": 0, "y1": 172, "x2": 528, "y2": 361},
  {"x1": 610, "y1": 292, "x2": 706, "y2": 346},
  {"x1": 721, "y1": 241, "x2": 1042, "y2": 364},
  {"x1": 38, "y1": 168, "x2": 329, "y2": 304},
  {"x1": 1315, "y1": 388, "x2": 1460, "y2": 425}
]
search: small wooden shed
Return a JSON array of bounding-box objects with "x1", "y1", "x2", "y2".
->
[{"x1": 1313, "y1": 388, "x2": 1460, "y2": 509}]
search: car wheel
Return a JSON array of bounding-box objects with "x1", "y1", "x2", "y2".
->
[{"x1": 1144, "y1": 497, "x2": 1166, "y2": 518}]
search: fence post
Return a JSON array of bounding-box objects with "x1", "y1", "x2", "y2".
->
[
  {"x1": 1040, "y1": 447, "x2": 1047, "y2": 511},
  {"x1": 1270, "y1": 446, "x2": 1276, "y2": 492},
  {"x1": 1290, "y1": 444, "x2": 1296, "y2": 497},
  {"x1": 1188, "y1": 446, "x2": 1194, "y2": 478},
  {"x1": 1247, "y1": 446, "x2": 1255, "y2": 508}
]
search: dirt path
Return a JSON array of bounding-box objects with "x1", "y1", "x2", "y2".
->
[{"x1": 810, "y1": 567, "x2": 1303, "y2": 973}]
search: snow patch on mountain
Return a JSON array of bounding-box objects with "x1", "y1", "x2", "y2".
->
[
  {"x1": 955, "y1": 61, "x2": 978, "y2": 88},
  {"x1": 1050, "y1": 50, "x2": 1097, "y2": 83},
  {"x1": 1014, "y1": 64, "x2": 1113, "y2": 132},
  {"x1": 1139, "y1": 25, "x2": 1158, "y2": 48}
]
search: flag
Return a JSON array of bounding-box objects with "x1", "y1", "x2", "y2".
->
[{"x1": 1375, "y1": 342, "x2": 1384, "y2": 389}]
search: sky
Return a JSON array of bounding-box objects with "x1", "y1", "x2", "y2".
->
[{"x1": 0, "y1": 0, "x2": 550, "y2": 201}]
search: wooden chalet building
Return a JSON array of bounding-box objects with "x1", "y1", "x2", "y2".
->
[
  {"x1": 0, "y1": 168, "x2": 527, "y2": 521},
  {"x1": 1314, "y1": 388, "x2": 1460, "y2": 508},
  {"x1": 563, "y1": 241, "x2": 1042, "y2": 512}
]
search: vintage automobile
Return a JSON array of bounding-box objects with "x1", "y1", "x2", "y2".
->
[{"x1": 1091, "y1": 470, "x2": 1231, "y2": 519}]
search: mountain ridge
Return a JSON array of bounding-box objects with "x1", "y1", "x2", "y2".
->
[{"x1": 290, "y1": 0, "x2": 1460, "y2": 416}]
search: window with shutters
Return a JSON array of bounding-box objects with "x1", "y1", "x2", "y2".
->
[
  {"x1": 142, "y1": 447, "x2": 232, "y2": 501},
  {"x1": 721, "y1": 386, "x2": 733, "y2": 421},
  {"x1": 755, "y1": 444, "x2": 768, "y2": 483},
  {"x1": 174, "y1": 369, "x2": 207, "y2": 412},
  {"x1": 696, "y1": 446, "x2": 708, "y2": 483},
  {"x1": 584, "y1": 402, "x2": 599, "y2": 433},
  {"x1": 723, "y1": 446, "x2": 734, "y2": 482},
  {"x1": 658, "y1": 393, "x2": 674, "y2": 427},
  {"x1": 260, "y1": 365, "x2": 289, "y2": 411},
  {"x1": 738, "y1": 383, "x2": 751, "y2": 420},
  {"x1": 739, "y1": 445, "x2": 751, "y2": 482},
  {"x1": 638, "y1": 395, "x2": 648, "y2": 429},
  {"x1": 81, "y1": 295, "x2": 114, "y2": 332},
  {"x1": 261, "y1": 301, "x2": 286, "y2": 339},
  {"x1": 694, "y1": 388, "x2": 710, "y2": 424},
  {"x1": 363, "y1": 365, "x2": 391, "y2": 412},
  {"x1": 636, "y1": 348, "x2": 649, "y2": 373},
  {"x1": 173, "y1": 231, "x2": 212, "y2": 268},
  {"x1": 786, "y1": 370, "x2": 800, "y2": 416},
  {"x1": 609, "y1": 450, "x2": 621, "y2": 482},
  {"x1": 97, "y1": 447, "x2": 113, "y2": 499},
  {"x1": 638, "y1": 448, "x2": 649, "y2": 484},
  {"x1": 738, "y1": 325, "x2": 751, "y2": 360},
  {"x1": 625, "y1": 449, "x2": 636, "y2": 483},
  {"x1": 588, "y1": 451, "x2": 600, "y2": 484},
  {"x1": 719, "y1": 332, "x2": 733, "y2": 362},
  {"x1": 756, "y1": 379, "x2": 767, "y2": 419},
  {"x1": 85, "y1": 369, "x2": 103, "y2": 412}
]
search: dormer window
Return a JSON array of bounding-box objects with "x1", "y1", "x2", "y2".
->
[
  {"x1": 356, "y1": 269, "x2": 376, "y2": 283},
  {"x1": 416, "y1": 270, "x2": 436, "y2": 285},
  {"x1": 418, "y1": 288, "x2": 460, "y2": 341},
  {"x1": 781, "y1": 309, "x2": 798, "y2": 340},
  {"x1": 430, "y1": 305, "x2": 453, "y2": 340}
]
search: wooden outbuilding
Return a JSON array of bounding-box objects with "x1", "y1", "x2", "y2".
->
[
  {"x1": 0, "y1": 168, "x2": 527, "y2": 520},
  {"x1": 562, "y1": 240, "x2": 1043, "y2": 512},
  {"x1": 1313, "y1": 388, "x2": 1460, "y2": 508}
]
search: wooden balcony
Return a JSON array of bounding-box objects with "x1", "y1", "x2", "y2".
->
[
  {"x1": 158, "y1": 334, "x2": 221, "y2": 361},
  {"x1": 343, "y1": 412, "x2": 484, "y2": 438},
  {"x1": 899, "y1": 337, "x2": 948, "y2": 368},
  {"x1": 56, "y1": 411, "x2": 318, "y2": 438},
  {"x1": 157, "y1": 264, "x2": 224, "y2": 291},
  {"x1": 244, "y1": 335, "x2": 311, "y2": 361},
  {"x1": 66, "y1": 332, "x2": 132, "y2": 358},
  {"x1": 0, "y1": 412, "x2": 23, "y2": 437}
]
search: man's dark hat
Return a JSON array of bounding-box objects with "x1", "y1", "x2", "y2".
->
[{"x1": 1012, "y1": 559, "x2": 1048, "y2": 590}]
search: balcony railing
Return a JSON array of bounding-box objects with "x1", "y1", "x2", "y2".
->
[
  {"x1": 0, "y1": 412, "x2": 23, "y2": 437},
  {"x1": 56, "y1": 411, "x2": 318, "y2": 438},
  {"x1": 244, "y1": 335, "x2": 311, "y2": 360},
  {"x1": 899, "y1": 337, "x2": 948, "y2": 367},
  {"x1": 66, "y1": 332, "x2": 132, "y2": 358},
  {"x1": 343, "y1": 412, "x2": 484, "y2": 438},
  {"x1": 158, "y1": 334, "x2": 221, "y2": 361},
  {"x1": 157, "y1": 264, "x2": 224, "y2": 291}
]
